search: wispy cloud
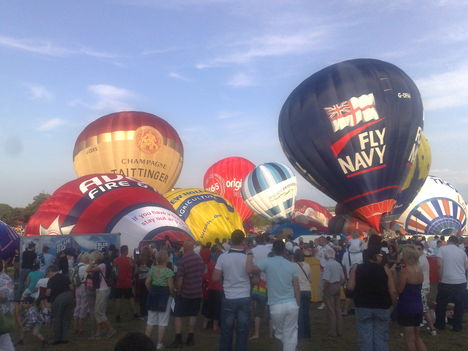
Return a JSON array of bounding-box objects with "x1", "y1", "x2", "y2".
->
[
  {"x1": 227, "y1": 72, "x2": 255, "y2": 87},
  {"x1": 0, "y1": 34, "x2": 116, "y2": 58},
  {"x1": 416, "y1": 65, "x2": 468, "y2": 111},
  {"x1": 86, "y1": 84, "x2": 136, "y2": 111},
  {"x1": 217, "y1": 110, "x2": 240, "y2": 120},
  {"x1": 25, "y1": 83, "x2": 53, "y2": 100},
  {"x1": 141, "y1": 47, "x2": 181, "y2": 55},
  {"x1": 168, "y1": 72, "x2": 190, "y2": 81},
  {"x1": 197, "y1": 31, "x2": 326, "y2": 68},
  {"x1": 38, "y1": 118, "x2": 66, "y2": 132}
]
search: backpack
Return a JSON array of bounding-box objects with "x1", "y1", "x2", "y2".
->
[
  {"x1": 108, "y1": 265, "x2": 119, "y2": 287},
  {"x1": 70, "y1": 263, "x2": 85, "y2": 287}
]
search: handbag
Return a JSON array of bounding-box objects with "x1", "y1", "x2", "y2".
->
[{"x1": 0, "y1": 310, "x2": 15, "y2": 335}]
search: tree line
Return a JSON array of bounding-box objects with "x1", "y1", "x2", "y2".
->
[{"x1": 0, "y1": 193, "x2": 50, "y2": 226}]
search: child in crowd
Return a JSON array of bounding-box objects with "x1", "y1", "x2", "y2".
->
[{"x1": 16, "y1": 296, "x2": 47, "y2": 347}]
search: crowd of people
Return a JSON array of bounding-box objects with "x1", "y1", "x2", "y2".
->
[{"x1": 0, "y1": 230, "x2": 467, "y2": 351}]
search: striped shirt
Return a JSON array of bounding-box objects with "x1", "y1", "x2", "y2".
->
[{"x1": 177, "y1": 252, "x2": 205, "y2": 299}]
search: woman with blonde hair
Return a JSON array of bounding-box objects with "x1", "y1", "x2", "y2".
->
[
  {"x1": 145, "y1": 249, "x2": 174, "y2": 350},
  {"x1": 86, "y1": 250, "x2": 116, "y2": 339},
  {"x1": 396, "y1": 245, "x2": 426, "y2": 351},
  {"x1": 73, "y1": 252, "x2": 89, "y2": 335}
]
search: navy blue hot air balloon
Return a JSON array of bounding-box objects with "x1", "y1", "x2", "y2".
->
[
  {"x1": 0, "y1": 220, "x2": 20, "y2": 261},
  {"x1": 279, "y1": 59, "x2": 424, "y2": 230}
]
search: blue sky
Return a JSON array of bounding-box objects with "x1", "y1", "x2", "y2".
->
[{"x1": 0, "y1": 0, "x2": 467, "y2": 208}]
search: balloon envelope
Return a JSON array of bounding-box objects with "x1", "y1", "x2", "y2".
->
[
  {"x1": 292, "y1": 199, "x2": 332, "y2": 232},
  {"x1": 396, "y1": 175, "x2": 467, "y2": 235},
  {"x1": 25, "y1": 174, "x2": 194, "y2": 253},
  {"x1": 0, "y1": 220, "x2": 20, "y2": 261},
  {"x1": 73, "y1": 111, "x2": 183, "y2": 194},
  {"x1": 279, "y1": 59, "x2": 424, "y2": 230},
  {"x1": 203, "y1": 156, "x2": 255, "y2": 222},
  {"x1": 242, "y1": 162, "x2": 297, "y2": 222},
  {"x1": 383, "y1": 134, "x2": 431, "y2": 225},
  {"x1": 164, "y1": 188, "x2": 244, "y2": 244},
  {"x1": 328, "y1": 214, "x2": 371, "y2": 236}
]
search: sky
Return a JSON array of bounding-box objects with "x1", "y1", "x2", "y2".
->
[{"x1": 0, "y1": 0, "x2": 467, "y2": 209}]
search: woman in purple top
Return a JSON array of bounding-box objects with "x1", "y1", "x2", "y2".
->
[{"x1": 397, "y1": 245, "x2": 426, "y2": 351}]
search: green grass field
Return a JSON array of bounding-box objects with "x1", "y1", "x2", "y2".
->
[{"x1": 13, "y1": 302, "x2": 468, "y2": 351}]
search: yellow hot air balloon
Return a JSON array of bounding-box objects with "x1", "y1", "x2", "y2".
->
[
  {"x1": 73, "y1": 111, "x2": 183, "y2": 194},
  {"x1": 164, "y1": 188, "x2": 244, "y2": 244}
]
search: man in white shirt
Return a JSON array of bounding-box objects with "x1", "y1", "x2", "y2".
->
[
  {"x1": 250, "y1": 235, "x2": 271, "y2": 339},
  {"x1": 317, "y1": 236, "x2": 334, "y2": 310},
  {"x1": 213, "y1": 230, "x2": 251, "y2": 351},
  {"x1": 434, "y1": 235, "x2": 468, "y2": 332}
]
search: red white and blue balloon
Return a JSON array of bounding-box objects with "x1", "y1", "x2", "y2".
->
[
  {"x1": 25, "y1": 174, "x2": 195, "y2": 253},
  {"x1": 396, "y1": 175, "x2": 466, "y2": 235}
]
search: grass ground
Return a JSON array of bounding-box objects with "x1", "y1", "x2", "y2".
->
[{"x1": 13, "y1": 301, "x2": 468, "y2": 351}]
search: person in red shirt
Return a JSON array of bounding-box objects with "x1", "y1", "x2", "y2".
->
[{"x1": 113, "y1": 246, "x2": 139, "y2": 322}]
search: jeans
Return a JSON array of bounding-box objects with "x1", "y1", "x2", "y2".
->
[
  {"x1": 435, "y1": 282, "x2": 465, "y2": 331},
  {"x1": 298, "y1": 291, "x2": 311, "y2": 339},
  {"x1": 270, "y1": 301, "x2": 299, "y2": 351},
  {"x1": 220, "y1": 297, "x2": 251, "y2": 351},
  {"x1": 355, "y1": 307, "x2": 391, "y2": 351}
]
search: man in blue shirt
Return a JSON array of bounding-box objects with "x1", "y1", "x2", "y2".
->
[{"x1": 246, "y1": 240, "x2": 300, "y2": 351}]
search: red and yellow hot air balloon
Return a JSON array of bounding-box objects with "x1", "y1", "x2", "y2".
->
[
  {"x1": 203, "y1": 157, "x2": 255, "y2": 222},
  {"x1": 73, "y1": 111, "x2": 183, "y2": 194}
]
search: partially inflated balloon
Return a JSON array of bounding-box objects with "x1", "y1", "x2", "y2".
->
[
  {"x1": 383, "y1": 134, "x2": 431, "y2": 225},
  {"x1": 73, "y1": 111, "x2": 183, "y2": 194},
  {"x1": 242, "y1": 162, "x2": 297, "y2": 222},
  {"x1": 396, "y1": 175, "x2": 466, "y2": 235},
  {"x1": 328, "y1": 215, "x2": 371, "y2": 236},
  {"x1": 204, "y1": 157, "x2": 255, "y2": 222},
  {"x1": 164, "y1": 188, "x2": 244, "y2": 244},
  {"x1": 0, "y1": 220, "x2": 20, "y2": 261},
  {"x1": 279, "y1": 59, "x2": 424, "y2": 230},
  {"x1": 292, "y1": 199, "x2": 332, "y2": 232},
  {"x1": 25, "y1": 174, "x2": 194, "y2": 253}
]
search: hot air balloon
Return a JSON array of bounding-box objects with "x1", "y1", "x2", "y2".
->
[
  {"x1": 279, "y1": 59, "x2": 424, "y2": 231},
  {"x1": 242, "y1": 162, "x2": 297, "y2": 222},
  {"x1": 164, "y1": 188, "x2": 244, "y2": 244},
  {"x1": 328, "y1": 215, "x2": 371, "y2": 236},
  {"x1": 73, "y1": 111, "x2": 183, "y2": 194},
  {"x1": 203, "y1": 156, "x2": 255, "y2": 222},
  {"x1": 382, "y1": 134, "x2": 432, "y2": 226},
  {"x1": 25, "y1": 174, "x2": 194, "y2": 253},
  {"x1": 395, "y1": 175, "x2": 466, "y2": 235},
  {"x1": 0, "y1": 220, "x2": 20, "y2": 261},
  {"x1": 292, "y1": 199, "x2": 332, "y2": 232}
]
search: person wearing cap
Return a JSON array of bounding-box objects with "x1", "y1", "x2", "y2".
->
[{"x1": 46, "y1": 264, "x2": 73, "y2": 345}]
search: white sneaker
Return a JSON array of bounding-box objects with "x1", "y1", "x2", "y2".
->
[
  {"x1": 430, "y1": 330, "x2": 437, "y2": 336},
  {"x1": 156, "y1": 343, "x2": 164, "y2": 350},
  {"x1": 317, "y1": 303, "x2": 325, "y2": 310}
]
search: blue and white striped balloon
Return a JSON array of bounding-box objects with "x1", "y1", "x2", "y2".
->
[{"x1": 242, "y1": 162, "x2": 297, "y2": 222}]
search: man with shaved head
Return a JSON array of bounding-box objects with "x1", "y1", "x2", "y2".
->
[{"x1": 168, "y1": 240, "x2": 205, "y2": 348}]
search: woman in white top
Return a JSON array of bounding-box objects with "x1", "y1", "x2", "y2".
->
[
  {"x1": 86, "y1": 251, "x2": 116, "y2": 339},
  {"x1": 294, "y1": 249, "x2": 312, "y2": 339},
  {"x1": 73, "y1": 252, "x2": 89, "y2": 335}
]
